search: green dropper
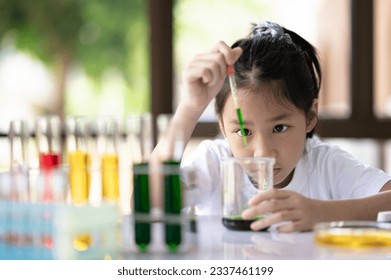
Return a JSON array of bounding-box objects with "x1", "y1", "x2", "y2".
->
[{"x1": 227, "y1": 65, "x2": 247, "y2": 147}]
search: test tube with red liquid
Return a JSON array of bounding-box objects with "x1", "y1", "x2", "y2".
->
[
  {"x1": 35, "y1": 116, "x2": 65, "y2": 251},
  {"x1": 35, "y1": 116, "x2": 62, "y2": 202}
]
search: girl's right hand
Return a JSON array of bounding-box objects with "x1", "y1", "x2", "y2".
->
[{"x1": 181, "y1": 41, "x2": 242, "y2": 112}]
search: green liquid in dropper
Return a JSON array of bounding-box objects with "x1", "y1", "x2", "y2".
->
[
  {"x1": 164, "y1": 160, "x2": 182, "y2": 251},
  {"x1": 236, "y1": 108, "x2": 247, "y2": 147},
  {"x1": 133, "y1": 162, "x2": 150, "y2": 251}
]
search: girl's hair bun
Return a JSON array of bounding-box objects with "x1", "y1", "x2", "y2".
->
[{"x1": 251, "y1": 21, "x2": 284, "y2": 38}]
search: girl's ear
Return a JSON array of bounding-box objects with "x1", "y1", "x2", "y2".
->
[
  {"x1": 217, "y1": 115, "x2": 227, "y2": 137},
  {"x1": 306, "y1": 99, "x2": 318, "y2": 133}
]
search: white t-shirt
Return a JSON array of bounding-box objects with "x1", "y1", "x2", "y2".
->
[{"x1": 181, "y1": 136, "x2": 391, "y2": 215}]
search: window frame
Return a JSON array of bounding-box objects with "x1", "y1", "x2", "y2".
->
[
  {"x1": 1, "y1": 1, "x2": 387, "y2": 142},
  {"x1": 150, "y1": 0, "x2": 391, "y2": 140}
]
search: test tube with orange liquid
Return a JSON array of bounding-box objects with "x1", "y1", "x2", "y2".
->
[
  {"x1": 96, "y1": 117, "x2": 120, "y2": 203},
  {"x1": 66, "y1": 116, "x2": 97, "y2": 252},
  {"x1": 101, "y1": 153, "x2": 119, "y2": 201},
  {"x1": 66, "y1": 116, "x2": 91, "y2": 205}
]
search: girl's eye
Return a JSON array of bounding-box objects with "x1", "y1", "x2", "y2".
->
[
  {"x1": 273, "y1": 124, "x2": 288, "y2": 133},
  {"x1": 236, "y1": 128, "x2": 251, "y2": 137}
]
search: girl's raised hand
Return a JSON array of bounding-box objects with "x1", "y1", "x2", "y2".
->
[
  {"x1": 181, "y1": 41, "x2": 242, "y2": 111},
  {"x1": 241, "y1": 189, "x2": 325, "y2": 232}
]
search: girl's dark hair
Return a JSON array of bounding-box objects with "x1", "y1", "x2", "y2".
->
[{"x1": 215, "y1": 21, "x2": 322, "y2": 137}]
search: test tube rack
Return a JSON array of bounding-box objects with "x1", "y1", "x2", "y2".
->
[{"x1": 0, "y1": 201, "x2": 119, "y2": 260}]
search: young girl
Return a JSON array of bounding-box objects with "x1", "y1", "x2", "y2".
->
[{"x1": 152, "y1": 21, "x2": 391, "y2": 232}]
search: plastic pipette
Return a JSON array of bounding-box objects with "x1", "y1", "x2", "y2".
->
[{"x1": 227, "y1": 65, "x2": 247, "y2": 147}]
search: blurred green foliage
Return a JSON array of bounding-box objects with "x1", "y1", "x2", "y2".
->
[{"x1": 0, "y1": 0, "x2": 150, "y2": 115}]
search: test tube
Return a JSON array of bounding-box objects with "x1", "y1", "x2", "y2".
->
[
  {"x1": 157, "y1": 114, "x2": 184, "y2": 251},
  {"x1": 66, "y1": 117, "x2": 94, "y2": 252},
  {"x1": 8, "y1": 120, "x2": 32, "y2": 252},
  {"x1": 8, "y1": 119, "x2": 30, "y2": 201},
  {"x1": 35, "y1": 116, "x2": 62, "y2": 202},
  {"x1": 126, "y1": 113, "x2": 153, "y2": 251},
  {"x1": 96, "y1": 116, "x2": 119, "y2": 203},
  {"x1": 9, "y1": 120, "x2": 30, "y2": 168},
  {"x1": 36, "y1": 116, "x2": 62, "y2": 171},
  {"x1": 35, "y1": 116, "x2": 66, "y2": 251},
  {"x1": 66, "y1": 116, "x2": 90, "y2": 205}
]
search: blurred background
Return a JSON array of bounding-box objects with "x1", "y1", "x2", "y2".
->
[{"x1": 0, "y1": 0, "x2": 391, "y2": 171}]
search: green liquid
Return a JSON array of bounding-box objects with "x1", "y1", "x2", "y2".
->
[
  {"x1": 222, "y1": 216, "x2": 269, "y2": 231},
  {"x1": 236, "y1": 108, "x2": 247, "y2": 147},
  {"x1": 164, "y1": 160, "x2": 182, "y2": 251},
  {"x1": 133, "y1": 163, "x2": 150, "y2": 251}
]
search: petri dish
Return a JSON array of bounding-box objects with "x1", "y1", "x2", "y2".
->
[{"x1": 314, "y1": 221, "x2": 391, "y2": 248}]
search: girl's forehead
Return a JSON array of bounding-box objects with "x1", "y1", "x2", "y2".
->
[
  {"x1": 222, "y1": 92, "x2": 299, "y2": 122},
  {"x1": 236, "y1": 85, "x2": 297, "y2": 112},
  {"x1": 222, "y1": 96, "x2": 305, "y2": 127}
]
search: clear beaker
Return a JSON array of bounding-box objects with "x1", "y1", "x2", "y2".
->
[{"x1": 221, "y1": 157, "x2": 275, "y2": 230}]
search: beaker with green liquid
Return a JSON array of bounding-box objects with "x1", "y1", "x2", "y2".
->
[{"x1": 221, "y1": 157, "x2": 275, "y2": 231}]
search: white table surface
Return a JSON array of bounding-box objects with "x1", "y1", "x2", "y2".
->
[{"x1": 121, "y1": 215, "x2": 391, "y2": 260}]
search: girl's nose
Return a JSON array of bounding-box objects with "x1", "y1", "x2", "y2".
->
[{"x1": 253, "y1": 135, "x2": 275, "y2": 158}]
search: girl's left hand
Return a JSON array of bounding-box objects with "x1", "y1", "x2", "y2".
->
[{"x1": 241, "y1": 189, "x2": 324, "y2": 232}]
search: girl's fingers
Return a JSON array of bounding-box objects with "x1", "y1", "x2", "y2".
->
[
  {"x1": 185, "y1": 53, "x2": 227, "y2": 85},
  {"x1": 183, "y1": 65, "x2": 213, "y2": 84},
  {"x1": 184, "y1": 41, "x2": 243, "y2": 87},
  {"x1": 193, "y1": 52, "x2": 226, "y2": 77},
  {"x1": 249, "y1": 209, "x2": 302, "y2": 231},
  {"x1": 241, "y1": 201, "x2": 269, "y2": 219},
  {"x1": 211, "y1": 41, "x2": 243, "y2": 66},
  {"x1": 249, "y1": 211, "x2": 287, "y2": 231},
  {"x1": 242, "y1": 191, "x2": 301, "y2": 221},
  {"x1": 242, "y1": 189, "x2": 314, "y2": 232},
  {"x1": 248, "y1": 189, "x2": 291, "y2": 205},
  {"x1": 231, "y1": 47, "x2": 243, "y2": 64},
  {"x1": 242, "y1": 191, "x2": 292, "y2": 219}
]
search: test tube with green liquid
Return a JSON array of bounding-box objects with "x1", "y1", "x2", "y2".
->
[
  {"x1": 163, "y1": 160, "x2": 182, "y2": 251},
  {"x1": 157, "y1": 114, "x2": 184, "y2": 251},
  {"x1": 127, "y1": 113, "x2": 153, "y2": 251},
  {"x1": 133, "y1": 162, "x2": 150, "y2": 251},
  {"x1": 227, "y1": 65, "x2": 247, "y2": 147}
]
